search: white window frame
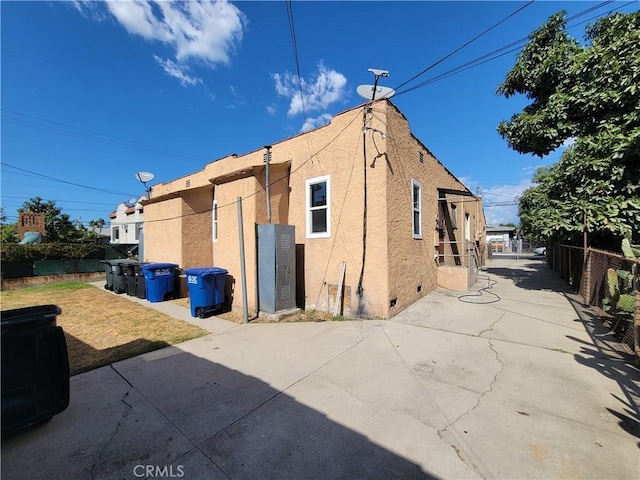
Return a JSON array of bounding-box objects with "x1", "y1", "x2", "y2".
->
[
  {"x1": 412, "y1": 179, "x2": 422, "y2": 239},
  {"x1": 212, "y1": 199, "x2": 218, "y2": 242},
  {"x1": 464, "y1": 213, "x2": 471, "y2": 241},
  {"x1": 112, "y1": 226, "x2": 120, "y2": 242},
  {"x1": 306, "y1": 175, "x2": 331, "y2": 238}
]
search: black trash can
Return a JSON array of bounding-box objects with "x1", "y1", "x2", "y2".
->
[
  {"x1": 134, "y1": 263, "x2": 148, "y2": 299},
  {"x1": 101, "y1": 260, "x2": 114, "y2": 291},
  {"x1": 1, "y1": 305, "x2": 70, "y2": 436},
  {"x1": 110, "y1": 259, "x2": 129, "y2": 294},
  {"x1": 122, "y1": 261, "x2": 138, "y2": 296}
]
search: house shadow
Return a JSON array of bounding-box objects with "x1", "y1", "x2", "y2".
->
[
  {"x1": 563, "y1": 293, "x2": 640, "y2": 445},
  {"x1": 64, "y1": 332, "x2": 170, "y2": 376},
  {"x1": 2, "y1": 344, "x2": 439, "y2": 480},
  {"x1": 483, "y1": 261, "x2": 574, "y2": 293}
]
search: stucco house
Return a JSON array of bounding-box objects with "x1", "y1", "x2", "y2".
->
[
  {"x1": 108, "y1": 196, "x2": 146, "y2": 248},
  {"x1": 142, "y1": 100, "x2": 486, "y2": 318}
]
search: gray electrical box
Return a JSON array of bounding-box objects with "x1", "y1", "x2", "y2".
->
[{"x1": 257, "y1": 224, "x2": 296, "y2": 313}]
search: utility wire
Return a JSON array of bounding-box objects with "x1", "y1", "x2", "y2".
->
[
  {"x1": 285, "y1": 1, "x2": 309, "y2": 130},
  {"x1": 392, "y1": 1, "x2": 535, "y2": 93},
  {"x1": 1, "y1": 162, "x2": 137, "y2": 197},
  {"x1": 1, "y1": 109, "x2": 207, "y2": 164},
  {"x1": 391, "y1": 0, "x2": 627, "y2": 98}
]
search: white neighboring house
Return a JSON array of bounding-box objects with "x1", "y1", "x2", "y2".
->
[{"x1": 108, "y1": 196, "x2": 146, "y2": 246}]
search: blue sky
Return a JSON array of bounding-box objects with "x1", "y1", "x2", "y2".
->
[{"x1": 2, "y1": 0, "x2": 638, "y2": 227}]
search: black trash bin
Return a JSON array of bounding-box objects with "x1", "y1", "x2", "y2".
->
[
  {"x1": 101, "y1": 260, "x2": 114, "y2": 291},
  {"x1": 1, "y1": 305, "x2": 70, "y2": 436},
  {"x1": 122, "y1": 261, "x2": 138, "y2": 296},
  {"x1": 110, "y1": 259, "x2": 129, "y2": 294},
  {"x1": 134, "y1": 263, "x2": 148, "y2": 299}
]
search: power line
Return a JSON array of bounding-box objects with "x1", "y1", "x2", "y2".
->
[
  {"x1": 1, "y1": 195, "x2": 118, "y2": 206},
  {"x1": 392, "y1": 0, "x2": 629, "y2": 98},
  {"x1": 392, "y1": 1, "x2": 535, "y2": 93},
  {"x1": 1, "y1": 109, "x2": 208, "y2": 164},
  {"x1": 1, "y1": 162, "x2": 137, "y2": 197},
  {"x1": 285, "y1": 1, "x2": 309, "y2": 130}
]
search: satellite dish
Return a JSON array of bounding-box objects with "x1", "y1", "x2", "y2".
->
[
  {"x1": 125, "y1": 198, "x2": 137, "y2": 207},
  {"x1": 135, "y1": 171, "x2": 155, "y2": 183},
  {"x1": 357, "y1": 84, "x2": 395, "y2": 101}
]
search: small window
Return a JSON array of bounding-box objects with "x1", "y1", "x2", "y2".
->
[
  {"x1": 135, "y1": 222, "x2": 143, "y2": 241},
  {"x1": 306, "y1": 175, "x2": 331, "y2": 238},
  {"x1": 112, "y1": 226, "x2": 120, "y2": 241},
  {"x1": 419, "y1": 152, "x2": 424, "y2": 164},
  {"x1": 412, "y1": 179, "x2": 422, "y2": 239},
  {"x1": 212, "y1": 200, "x2": 218, "y2": 242}
]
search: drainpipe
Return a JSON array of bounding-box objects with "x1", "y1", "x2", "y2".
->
[{"x1": 264, "y1": 145, "x2": 272, "y2": 223}]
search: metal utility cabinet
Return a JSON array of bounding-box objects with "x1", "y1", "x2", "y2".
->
[{"x1": 257, "y1": 224, "x2": 296, "y2": 313}]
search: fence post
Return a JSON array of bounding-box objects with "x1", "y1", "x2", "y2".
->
[
  {"x1": 634, "y1": 263, "x2": 640, "y2": 364},
  {"x1": 467, "y1": 241, "x2": 471, "y2": 290},
  {"x1": 583, "y1": 248, "x2": 591, "y2": 306}
]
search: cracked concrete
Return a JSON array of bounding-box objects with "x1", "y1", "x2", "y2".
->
[
  {"x1": 91, "y1": 374, "x2": 134, "y2": 480},
  {"x1": 3, "y1": 256, "x2": 639, "y2": 479}
]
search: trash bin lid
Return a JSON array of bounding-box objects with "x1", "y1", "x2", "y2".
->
[
  {"x1": 184, "y1": 267, "x2": 228, "y2": 277},
  {"x1": 141, "y1": 262, "x2": 179, "y2": 271},
  {"x1": 105, "y1": 259, "x2": 132, "y2": 265},
  {"x1": 1, "y1": 304, "x2": 61, "y2": 326}
]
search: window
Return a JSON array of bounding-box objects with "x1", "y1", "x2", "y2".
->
[
  {"x1": 464, "y1": 214, "x2": 471, "y2": 241},
  {"x1": 212, "y1": 200, "x2": 218, "y2": 242},
  {"x1": 112, "y1": 226, "x2": 120, "y2": 241},
  {"x1": 306, "y1": 175, "x2": 330, "y2": 238},
  {"x1": 419, "y1": 152, "x2": 424, "y2": 164},
  {"x1": 135, "y1": 222, "x2": 143, "y2": 241},
  {"x1": 412, "y1": 179, "x2": 422, "y2": 239}
]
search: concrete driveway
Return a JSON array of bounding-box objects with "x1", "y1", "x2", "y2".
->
[{"x1": 2, "y1": 257, "x2": 639, "y2": 479}]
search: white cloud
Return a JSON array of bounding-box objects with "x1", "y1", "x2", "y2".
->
[
  {"x1": 461, "y1": 178, "x2": 532, "y2": 227},
  {"x1": 300, "y1": 114, "x2": 333, "y2": 133},
  {"x1": 265, "y1": 105, "x2": 276, "y2": 116},
  {"x1": 273, "y1": 62, "x2": 347, "y2": 117},
  {"x1": 76, "y1": 0, "x2": 247, "y2": 85},
  {"x1": 153, "y1": 56, "x2": 203, "y2": 86},
  {"x1": 561, "y1": 136, "x2": 576, "y2": 148}
]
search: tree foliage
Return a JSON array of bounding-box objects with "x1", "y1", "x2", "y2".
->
[
  {"x1": 497, "y1": 11, "x2": 640, "y2": 248},
  {"x1": 0, "y1": 207, "x2": 18, "y2": 244}
]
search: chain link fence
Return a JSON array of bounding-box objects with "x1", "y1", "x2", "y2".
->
[{"x1": 548, "y1": 245, "x2": 640, "y2": 360}]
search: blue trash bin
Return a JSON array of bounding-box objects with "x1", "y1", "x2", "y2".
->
[
  {"x1": 184, "y1": 267, "x2": 228, "y2": 318},
  {"x1": 141, "y1": 263, "x2": 179, "y2": 302}
]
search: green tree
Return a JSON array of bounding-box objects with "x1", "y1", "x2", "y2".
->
[
  {"x1": 498, "y1": 11, "x2": 640, "y2": 248},
  {"x1": 0, "y1": 207, "x2": 18, "y2": 244}
]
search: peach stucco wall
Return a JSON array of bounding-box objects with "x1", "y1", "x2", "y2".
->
[{"x1": 142, "y1": 100, "x2": 485, "y2": 318}]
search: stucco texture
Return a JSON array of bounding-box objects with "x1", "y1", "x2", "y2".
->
[{"x1": 142, "y1": 100, "x2": 485, "y2": 318}]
